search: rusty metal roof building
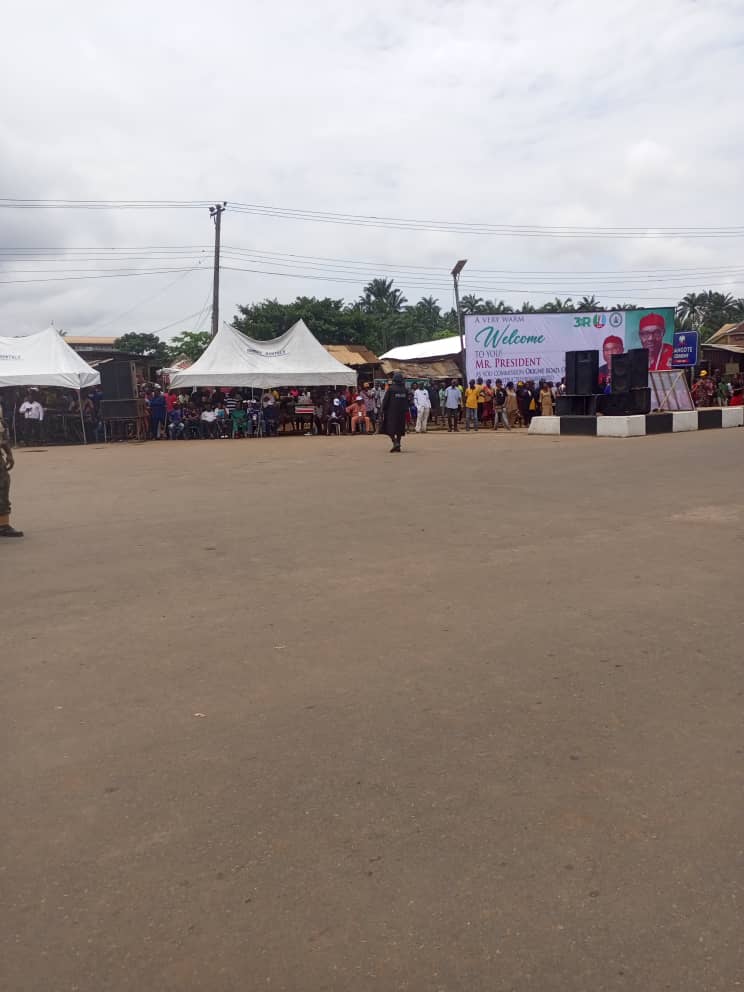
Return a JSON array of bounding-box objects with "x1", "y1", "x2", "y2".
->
[{"x1": 323, "y1": 344, "x2": 380, "y2": 367}]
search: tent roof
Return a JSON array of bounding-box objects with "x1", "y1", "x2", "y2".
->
[
  {"x1": 0, "y1": 326, "x2": 100, "y2": 389},
  {"x1": 169, "y1": 320, "x2": 356, "y2": 389},
  {"x1": 379, "y1": 335, "x2": 462, "y2": 361},
  {"x1": 324, "y1": 343, "x2": 380, "y2": 367}
]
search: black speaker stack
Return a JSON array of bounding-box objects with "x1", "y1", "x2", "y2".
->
[
  {"x1": 558, "y1": 347, "x2": 651, "y2": 418},
  {"x1": 607, "y1": 348, "x2": 650, "y2": 415},
  {"x1": 100, "y1": 360, "x2": 137, "y2": 400},
  {"x1": 560, "y1": 349, "x2": 600, "y2": 414}
]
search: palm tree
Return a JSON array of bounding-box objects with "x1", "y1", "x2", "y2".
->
[
  {"x1": 490, "y1": 300, "x2": 514, "y2": 314},
  {"x1": 677, "y1": 292, "x2": 706, "y2": 330},
  {"x1": 520, "y1": 301, "x2": 536, "y2": 313},
  {"x1": 540, "y1": 297, "x2": 573, "y2": 313},
  {"x1": 576, "y1": 295, "x2": 602, "y2": 312},
  {"x1": 359, "y1": 278, "x2": 407, "y2": 314},
  {"x1": 610, "y1": 303, "x2": 637, "y2": 311},
  {"x1": 413, "y1": 296, "x2": 442, "y2": 334},
  {"x1": 460, "y1": 294, "x2": 484, "y2": 315}
]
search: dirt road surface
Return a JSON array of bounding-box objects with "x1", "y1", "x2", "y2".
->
[{"x1": 3, "y1": 429, "x2": 743, "y2": 991}]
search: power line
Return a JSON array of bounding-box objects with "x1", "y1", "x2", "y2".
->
[
  {"x1": 228, "y1": 202, "x2": 744, "y2": 239},
  {"x1": 0, "y1": 199, "x2": 211, "y2": 209},
  {"x1": 2, "y1": 242, "x2": 744, "y2": 279},
  {"x1": 1, "y1": 197, "x2": 743, "y2": 238},
  {"x1": 0, "y1": 266, "x2": 199, "y2": 285},
  {"x1": 96, "y1": 267, "x2": 203, "y2": 330}
]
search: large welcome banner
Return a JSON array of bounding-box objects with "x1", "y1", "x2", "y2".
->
[{"x1": 464, "y1": 308, "x2": 675, "y2": 382}]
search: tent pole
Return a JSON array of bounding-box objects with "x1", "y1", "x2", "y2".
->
[{"x1": 78, "y1": 389, "x2": 87, "y2": 444}]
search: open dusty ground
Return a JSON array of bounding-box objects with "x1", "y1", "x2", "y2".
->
[{"x1": 3, "y1": 428, "x2": 743, "y2": 991}]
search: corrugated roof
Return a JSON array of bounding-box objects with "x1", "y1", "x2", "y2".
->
[
  {"x1": 705, "y1": 322, "x2": 744, "y2": 345},
  {"x1": 380, "y1": 358, "x2": 462, "y2": 379},
  {"x1": 701, "y1": 343, "x2": 744, "y2": 355},
  {"x1": 379, "y1": 335, "x2": 461, "y2": 361},
  {"x1": 324, "y1": 344, "x2": 379, "y2": 366}
]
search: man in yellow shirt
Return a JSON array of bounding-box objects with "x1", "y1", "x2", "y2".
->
[{"x1": 464, "y1": 379, "x2": 480, "y2": 431}]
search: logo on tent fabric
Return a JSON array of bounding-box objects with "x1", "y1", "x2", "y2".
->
[
  {"x1": 0, "y1": 352, "x2": 21, "y2": 361},
  {"x1": 245, "y1": 345, "x2": 288, "y2": 358}
]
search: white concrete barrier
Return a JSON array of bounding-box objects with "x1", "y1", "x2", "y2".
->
[
  {"x1": 596, "y1": 415, "x2": 647, "y2": 438},
  {"x1": 528, "y1": 416, "x2": 560, "y2": 435},
  {"x1": 722, "y1": 407, "x2": 744, "y2": 428},
  {"x1": 672, "y1": 411, "x2": 699, "y2": 432}
]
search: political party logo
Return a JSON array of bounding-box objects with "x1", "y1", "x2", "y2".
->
[
  {"x1": 573, "y1": 314, "x2": 605, "y2": 328},
  {"x1": 609, "y1": 312, "x2": 623, "y2": 328}
]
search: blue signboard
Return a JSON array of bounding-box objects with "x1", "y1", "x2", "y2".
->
[{"x1": 672, "y1": 331, "x2": 699, "y2": 368}]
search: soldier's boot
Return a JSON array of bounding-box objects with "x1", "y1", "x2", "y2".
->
[{"x1": 0, "y1": 518, "x2": 23, "y2": 537}]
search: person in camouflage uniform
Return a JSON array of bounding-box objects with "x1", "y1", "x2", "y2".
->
[{"x1": 0, "y1": 406, "x2": 23, "y2": 538}]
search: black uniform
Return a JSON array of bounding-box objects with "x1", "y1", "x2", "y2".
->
[{"x1": 381, "y1": 381, "x2": 408, "y2": 451}]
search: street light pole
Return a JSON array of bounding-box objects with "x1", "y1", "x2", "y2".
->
[{"x1": 451, "y1": 259, "x2": 467, "y2": 382}]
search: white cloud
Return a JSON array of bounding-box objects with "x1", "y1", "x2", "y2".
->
[{"x1": 0, "y1": 0, "x2": 742, "y2": 335}]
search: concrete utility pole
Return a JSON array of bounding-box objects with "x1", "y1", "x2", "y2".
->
[
  {"x1": 451, "y1": 259, "x2": 467, "y2": 381},
  {"x1": 210, "y1": 202, "x2": 227, "y2": 338}
]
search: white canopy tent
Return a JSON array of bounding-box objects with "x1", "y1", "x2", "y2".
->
[
  {"x1": 0, "y1": 326, "x2": 101, "y2": 389},
  {"x1": 169, "y1": 320, "x2": 357, "y2": 389},
  {"x1": 0, "y1": 326, "x2": 101, "y2": 443}
]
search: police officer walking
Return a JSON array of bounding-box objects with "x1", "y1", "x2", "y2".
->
[
  {"x1": 380, "y1": 371, "x2": 409, "y2": 453},
  {"x1": 0, "y1": 406, "x2": 23, "y2": 537}
]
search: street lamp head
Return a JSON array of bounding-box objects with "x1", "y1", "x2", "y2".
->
[{"x1": 451, "y1": 259, "x2": 467, "y2": 278}]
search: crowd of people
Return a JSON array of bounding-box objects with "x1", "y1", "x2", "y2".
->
[
  {"x1": 3, "y1": 368, "x2": 743, "y2": 446},
  {"x1": 691, "y1": 371, "x2": 744, "y2": 408},
  {"x1": 137, "y1": 376, "x2": 561, "y2": 440}
]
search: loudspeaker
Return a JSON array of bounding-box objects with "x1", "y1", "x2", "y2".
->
[
  {"x1": 100, "y1": 360, "x2": 137, "y2": 400},
  {"x1": 630, "y1": 387, "x2": 651, "y2": 414},
  {"x1": 611, "y1": 353, "x2": 631, "y2": 392},
  {"x1": 628, "y1": 348, "x2": 649, "y2": 389},
  {"x1": 565, "y1": 350, "x2": 599, "y2": 395},
  {"x1": 100, "y1": 398, "x2": 146, "y2": 420},
  {"x1": 556, "y1": 394, "x2": 598, "y2": 416},
  {"x1": 598, "y1": 388, "x2": 651, "y2": 416}
]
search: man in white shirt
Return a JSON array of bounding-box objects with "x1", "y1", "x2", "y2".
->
[
  {"x1": 200, "y1": 404, "x2": 218, "y2": 439},
  {"x1": 19, "y1": 391, "x2": 44, "y2": 445},
  {"x1": 413, "y1": 382, "x2": 432, "y2": 433}
]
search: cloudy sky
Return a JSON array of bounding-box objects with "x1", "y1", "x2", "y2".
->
[{"x1": 1, "y1": 0, "x2": 742, "y2": 338}]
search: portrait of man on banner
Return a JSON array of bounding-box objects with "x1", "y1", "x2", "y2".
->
[
  {"x1": 625, "y1": 310, "x2": 674, "y2": 371},
  {"x1": 598, "y1": 334, "x2": 624, "y2": 379}
]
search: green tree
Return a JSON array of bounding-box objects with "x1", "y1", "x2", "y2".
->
[
  {"x1": 114, "y1": 332, "x2": 170, "y2": 363},
  {"x1": 233, "y1": 296, "x2": 362, "y2": 344},
  {"x1": 576, "y1": 295, "x2": 603, "y2": 312},
  {"x1": 357, "y1": 278, "x2": 409, "y2": 352},
  {"x1": 359, "y1": 278, "x2": 408, "y2": 314},
  {"x1": 168, "y1": 330, "x2": 211, "y2": 363},
  {"x1": 539, "y1": 297, "x2": 574, "y2": 313},
  {"x1": 460, "y1": 294, "x2": 484, "y2": 315}
]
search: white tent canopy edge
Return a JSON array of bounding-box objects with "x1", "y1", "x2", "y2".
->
[{"x1": 169, "y1": 320, "x2": 356, "y2": 389}]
